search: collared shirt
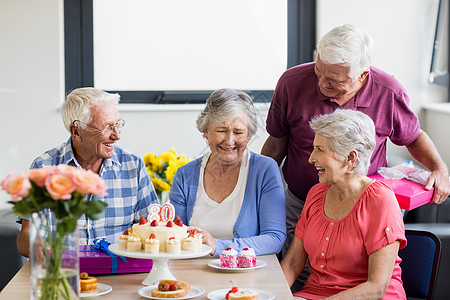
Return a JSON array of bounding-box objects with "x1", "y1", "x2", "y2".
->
[
  {"x1": 30, "y1": 138, "x2": 158, "y2": 245},
  {"x1": 266, "y1": 62, "x2": 421, "y2": 200},
  {"x1": 294, "y1": 181, "x2": 406, "y2": 299}
]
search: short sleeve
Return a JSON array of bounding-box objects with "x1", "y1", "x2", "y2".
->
[
  {"x1": 358, "y1": 181, "x2": 407, "y2": 255},
  {"x1": 266, "y1": 73, "x2": 290, "y2": 138}
]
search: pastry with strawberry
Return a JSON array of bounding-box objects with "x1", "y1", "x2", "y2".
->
[
  {"x1": 119, "y1": 229, "x2": 131, "y2": 249},
  {"x1": 220, "y1": 247, "x2": 238, "y2": 268},
  {"x1": 80, "y1": 272, "x2": 97, "y2": 293},
  {"x1": 225, "y1": 286, "x2": 259, "y2": 300},
  {"x1": 145, "y1": 233, "x2": 160, "y2": 253},
  {"x1": 151, "y1": 279, "x2": 191, "y2": 298},
  {"x1": 166, "y1": 236, "x2": 181, "y2": 253},
  {"x1": 182, "y1": 229, "x2": 201, "y2": 251},
  {"x1": 237, "y1": 247, "x2": 257, "y2": 268}
]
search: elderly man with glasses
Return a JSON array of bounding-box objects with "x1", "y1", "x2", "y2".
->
[{"x1": 16, "y1": 87, "x2": 158, "y2": 257}]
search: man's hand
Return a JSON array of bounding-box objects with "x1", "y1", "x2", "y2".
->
[{"x1": 425, "y1": 169, "x2": 450, "y2": 205}]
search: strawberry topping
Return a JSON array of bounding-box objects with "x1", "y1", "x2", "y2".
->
[
  {"x1": 174, "y1": 218, "x2": 183, "y2": 227},
  {"x1": 158, "y1": 282, "x2": 169, "y2": 291},
  {"x1": 139, "y1": 216, "x2": 147, "y2": 225},
  {"x1": 150, "y1": 220, "x2": 158, "y2": 227},
  {"x1": 149, "y1": 233, "x2": 156, "y2": 239},
  {"x1": 166, "y1": 220, "x2": 173, "y2": 227}
]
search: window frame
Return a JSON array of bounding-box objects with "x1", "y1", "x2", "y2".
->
[{"x1": 64, "y1": 0, "x2": 316, "y2": 104}]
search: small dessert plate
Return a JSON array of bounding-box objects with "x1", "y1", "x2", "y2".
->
[
  {"x1": 80, "y1": 283, "x2": 112, "y2": 298},
  {"x1": 138, "y1": 285, "x2": 205, "y2": 299},
  {"x1": 207, "y1": 288, "x2": 275, "y2": 300},
  {"x1": 207, "y1": 259, "x2": 267, "y2": 271}
]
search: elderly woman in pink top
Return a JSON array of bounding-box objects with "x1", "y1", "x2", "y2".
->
[{"x1": 281, "y1": 109, "x2": 406, "y2": 300}]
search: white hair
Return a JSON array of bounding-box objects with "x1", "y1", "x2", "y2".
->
[
  {"x1": 317, "y1": 24, "x2": 375, "y2": 81},
  {"x1": 310, "y1": 109, "x2": 376, "y2": 176},
  {"x1": 196, "y1": 88, "x2": 258, "y2": 138},
  {"x1": 61, "y1": 87, "x2": 120, "y2": 132}
]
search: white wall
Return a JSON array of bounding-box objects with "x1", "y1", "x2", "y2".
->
[{"x1": 0, "y1": 0, "x2": 448, "y2": 208}]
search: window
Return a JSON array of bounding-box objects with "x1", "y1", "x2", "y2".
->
[{"x1": 64, "y1": 0, "x2": 316, "y2": 104}]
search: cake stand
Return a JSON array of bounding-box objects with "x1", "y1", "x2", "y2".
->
[{"x1": 109, "y1": 243, "x2": 212, "y2": 286}]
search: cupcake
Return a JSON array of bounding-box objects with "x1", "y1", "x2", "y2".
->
[
  {"x1": 182, "y1": 236, "x2": 198, "y2": 251},
  {"x1": 145, "y1": 233, "x2": 160, "y2": 253},
  {"x1": 237, "y1": 247, "x2": 257, "y2": 268},
  {"x1": 166, "y1": 237, "x2": 181, "y2": 254},
  {"x1": 220, "y1": 247, "x2": 238, "y2": 268},
  {"x1": 119, "y1": 229, "x2": 131, "y2": 249},
  {"x1": 127, "y1": 234, "x2": 142, "y2": 251}
]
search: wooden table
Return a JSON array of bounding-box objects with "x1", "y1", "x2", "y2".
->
[{"x1": 0, "y1": 254, "x2": 293, "y2": 299}]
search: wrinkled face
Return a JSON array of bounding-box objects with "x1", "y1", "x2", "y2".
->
[
  {"x1": 77, "y1": 103, "x2": 121, "y2": 161},
  {"x1": 204, "y1": 112, "x2": 249, "y2": 165},
  {"x1": 308, "y1": 134, "x2": 347, "y2": 186},
  {"x1": 314, "y1": 56, "x2": 363, "y2": 101}
]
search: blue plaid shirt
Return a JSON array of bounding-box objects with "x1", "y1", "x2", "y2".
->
[{"x1": 30, "y1": 138, "x2": 158, "y2": 245}]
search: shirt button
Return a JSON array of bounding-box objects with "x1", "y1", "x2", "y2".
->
[
  {"x1": 326, "y1": 237, "x2": 329, "y2": 241},
  {"x1": 386, "y1": 227, "x2": 390, "y2": 231},
  {"x1": 320, "y1": 265, "x2": 324, "y2": 268},
  {"x1": 330, "y1": 222, "x2": 334, "y2": 226},
  {"x1": 321, "y1": 252, "x2": 325, "y2": 256}
]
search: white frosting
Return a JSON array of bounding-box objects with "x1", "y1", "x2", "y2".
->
[
  {"x1": 145, "y1": 238, "x2": 158, "y2": 244},
  {"x1": 127, "y1": 235, "x2": 140, "y2": 242},
  {"x1": 184, "y1": 237, "x2": 195, "y2": 242},
  {"x1": 194, "y1": 233, "x2": 203, "y2": 240},
  {"x1": 167, "y1": 238, "x2": 180, "y2": 245},
  {"x1": 239, "y1": 248, "x2": 255, "y2": 256},
  {"x1": 222, "y1": 248, "x2": 238, "y2": 255},
  {"x1": 119, "y1": 234, "x2": 128, "y2": 240}
]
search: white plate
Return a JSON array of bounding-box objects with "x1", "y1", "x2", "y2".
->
[
  {"x1": 109, "y1": 243, "x2": 212, "y2": 259},
  {"x1": 138, "y1": 285, "x2": 205, "y2": 299},
  {"x1": 207, "y1": 259, "x2": 267, "y2": 271},
  {"x1": 207, "y1": 288, "x2": 275, "y2": 300},
  {"x1": 80, "y1": 283, "x2": 112, "y2": 298}
]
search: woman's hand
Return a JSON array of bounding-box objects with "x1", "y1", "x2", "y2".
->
[{"x1": 187, "y1": 225, "x2": 216, "y2": 254}]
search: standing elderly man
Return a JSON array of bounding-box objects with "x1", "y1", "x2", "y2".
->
[
  {"x1": 17, "y1": 87, "x2": 158, "y2": 257},
  {"x1": 262, "y1": 24, "x2": 450, "y2": 288}
]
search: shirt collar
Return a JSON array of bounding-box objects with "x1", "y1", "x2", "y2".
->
[{"x1": 64, "y1": 137, "x2": 122, "y2": 172}]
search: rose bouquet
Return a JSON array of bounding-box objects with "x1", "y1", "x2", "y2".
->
[
  {"x1": 1, "y1": 164, "x2": 108, "y2": 300},
  {"x1": 144, "y1": 148, "x2": 191, "y2": 203}
]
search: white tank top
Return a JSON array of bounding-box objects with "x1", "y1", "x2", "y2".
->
[{"x1": 189, "y1": 148, "x2": 250, "y2": 239}]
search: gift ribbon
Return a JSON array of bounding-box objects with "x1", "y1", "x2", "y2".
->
[
  {"x1": 377, "y1": 167, "x2": 430, "y2": 186},
  {"x1": 80, "y1": 238, "x2": 128, "y2": 273}
]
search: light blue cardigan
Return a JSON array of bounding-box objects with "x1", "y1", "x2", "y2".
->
[{"x1": 169, "y1": 151, "x2": 286, "y2": 256}]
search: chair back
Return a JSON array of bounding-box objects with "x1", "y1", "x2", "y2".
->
[{"x1": 399, "y1": 229, "x2": 441, "y2": 300}]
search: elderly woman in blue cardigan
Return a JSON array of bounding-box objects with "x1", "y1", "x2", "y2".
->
[{"x1": 169, "y1": 88, "x2": 286, "y2": 256}]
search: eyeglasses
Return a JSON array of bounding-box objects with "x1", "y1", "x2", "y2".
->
[{"x1": 73, "y1": 119, "x2": 126, "y2": 135}]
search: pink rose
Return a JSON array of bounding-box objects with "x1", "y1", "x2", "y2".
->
[
  {"x1": 45, "y1": 173, "x2": 76, "y2": 200},
  {"x1": 72, "y1": 169, "x2": 107, "y2": 196},
  {"x1": 54, "y1": 164, "x2": 78, "y2": 175},
  {"x1": 1, "y1": 173, "x2": 31, "y2": 201},
  {"x1": 28, "y1": 167, "x2": 54, "y2": 187}
]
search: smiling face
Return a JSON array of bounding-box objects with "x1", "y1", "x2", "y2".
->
[
  {"x1": 308, "y1": 134, "x2": 348, "y2": 186},
  {"x1": 204, "y1": 112, "x2": 249, "y2": 166},
  {"x1": 315, "y1": 56, "x2": 367, "y2": 105},
  {"x1": 73, "y1": 103, "x2": 121, "y2": 166}
]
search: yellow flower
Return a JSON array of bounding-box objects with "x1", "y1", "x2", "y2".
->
[
  {"x1": 144, "y1": 153, "x2": 161, "y2": 172},
  {"x1": 151, "y1": 177, "x2": 171, "y2": 192},
  {"x1": 144, "y1": 149, "x2": 192, "y2": 193}
]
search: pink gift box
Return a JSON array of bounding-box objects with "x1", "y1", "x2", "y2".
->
[
  {"x1": 79, "y1": 245, "x2": 152, "y2": 274},
  {"x1": 369, "y1": 165, "x2": 433, "y2": 210}
]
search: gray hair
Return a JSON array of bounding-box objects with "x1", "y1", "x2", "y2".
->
[
  {"x1": 61, "y1": 87, "x2": 120, "y2": 132},
  {"x1": 317, "y1": 24, "x2": 374, "y2": 82},
  {"x1": 309, "y1": 109, "x2": 376, "y2": 176},
  {"x1": 196, "y1": 88, "x2": 258, "y2": 138}
]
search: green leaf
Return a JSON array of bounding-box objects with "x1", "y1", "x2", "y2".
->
[{"x1": 84, "y1": 200, "x2": 108, "y2": 220}]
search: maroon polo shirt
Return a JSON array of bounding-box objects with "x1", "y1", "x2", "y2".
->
[{"x1": 266, "y1": 62, "x2": 420, "y2": 200}]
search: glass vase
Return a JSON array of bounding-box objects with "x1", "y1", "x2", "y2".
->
[{"x1": 30, "y1": 211, "x2": 80, "y2": 300}]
